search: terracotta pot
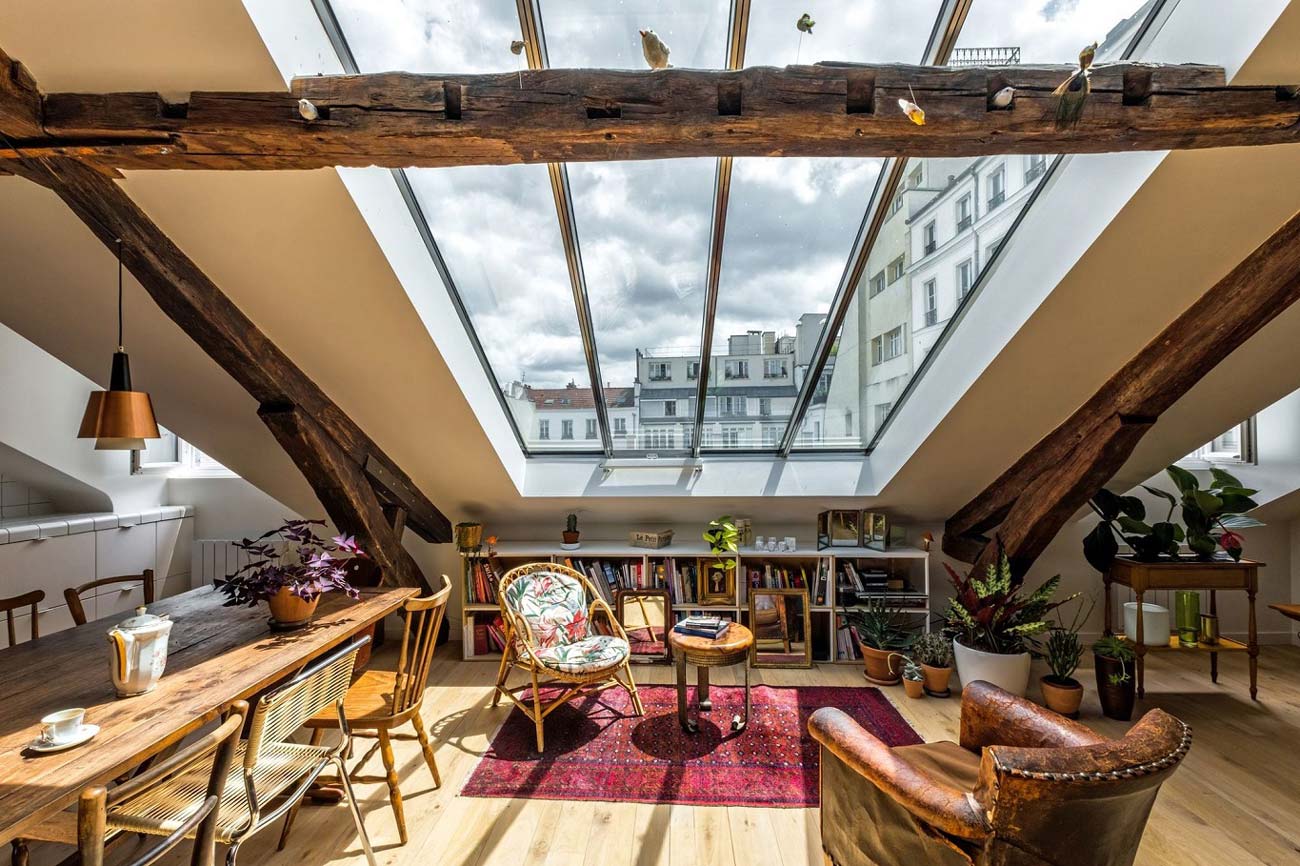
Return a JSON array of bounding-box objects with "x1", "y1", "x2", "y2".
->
[
  {"x1": 921, "y1": 664, "x2": 953, "y2": 697},
  {"x1": 903, "y1": 678, "x2": 925, "y2": 699},
  {"x1": 1094, "y1": 654, "x2": 1136, "y2": 721},
  {"x1": 860, "y1": 644, "x2": 901, "y2": 685},
  {"x1": 562, "y1": 531, "x2": 580, "y2": 545},
  {"x1": 1039, "y1": 675, "x2": 1084, "y2": 718},
  {"x1": 267, "y1": 587, "x2": 319, "y2": 629}
]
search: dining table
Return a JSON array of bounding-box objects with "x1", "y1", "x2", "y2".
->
[{"x1": 0, "y1": 584, "x2": 416, "y2": 847}]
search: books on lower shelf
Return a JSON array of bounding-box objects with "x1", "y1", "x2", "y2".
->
[
  {"x1": 471, "y1": 614, "x2": 508, "y2": 656},
  {"x1": 835, "y1": 618, "x2": 863, "y2": 661}
]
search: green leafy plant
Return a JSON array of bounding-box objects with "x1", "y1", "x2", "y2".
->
[
  {"x1": 1165, "y1": 465, "x2": 1263, "y2": 561},
  {"x1": 1107, "y1": 670, "x2": 1132, "y2": 686},
  {"x1": 565, "y1": 513, "x2": 578, "y2": 534},
  {"x1": 910, "y1": 631, "x2": 953, "y2": 668},
  {"x1": 703, "y1": 515, "x2": 739, "y2": 571},
  {"x1": 842, "y1": 597, "x2": 912, "y2": 652},
  {"x1": 1083, "y1": 487, "x2": 1184, "y2": 572},
  {"x1": 890, "y1": 653, "x2": 925, "y2": 681},
  {"x1": 1044, "y1": 629, "x2": 1083, "y2": 683},
  {"x1": 943, "y1": 544, "x2": 1075, "y2": 655},
  {"x1": 1092, "y1": 634, "x2": 1136, "y2": 663}
]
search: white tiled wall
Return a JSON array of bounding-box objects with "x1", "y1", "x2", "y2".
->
[
  {"x1": 0, "y1": 474, "x2": 55, "y2": 521},
  {"x1": 0, "y1": 511, "x2": 194, "y2": 644}
]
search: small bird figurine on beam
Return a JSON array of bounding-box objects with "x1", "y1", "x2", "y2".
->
[
  {"x1": 990, "y1": 85, "x2": 1016, "y2": 109},
  {"x1": 1053, "y1": 41, "x2": 1098, "y2": 129},
  {"x1": 640, "y1": 29, "x2": 671, "y2": 69},
  {"x1": 510, "y1": 39, "x2": 526, "y2": 55},
  {"x1": 297, "y1": 98, "x2": 319, "y2": 122},
  {"x1": 797, "y1": 13, "x2": 815, "y2": 34}
]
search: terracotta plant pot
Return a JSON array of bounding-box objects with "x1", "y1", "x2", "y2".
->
[
  {"x1": 266, "y1": 587, "x2": 319, "y2": 629},
  {"x1": 903, "y1": 678, "x2": 925, "y2": 699},
  {"x1": 1094, "y1": 654, "x2": 1136, "y2": 721},
  {"x1": 561, "y1": 531, "x2": 580, "y2": 545},
  {"x1": 860, "y1": 644, "x2": 901, "y2": 685},
  {"x1": 921, "y1": 664, "x2": 953, "y2": 697},
  {"x1": 1039, "y1": 675, "x2": 1084, "y2": 718}
]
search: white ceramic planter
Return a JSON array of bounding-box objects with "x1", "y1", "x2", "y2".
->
[
  {"x1": 953, "y1": 640, "x2": 1032, "y2": 697},
  {"x1": 1123, "y1": 602, "x2": 1171, "y2": 647}
]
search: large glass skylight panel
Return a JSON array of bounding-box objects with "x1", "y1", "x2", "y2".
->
[
  {"x1": 328, "y1": 0, "x2": 598, "y2": 452},
  {"x1": 706, "y1": 1, "x2": 939, "y2": 452},
  {"x1": 540, "y1": 0, "x2": 729, "y2": 69}
]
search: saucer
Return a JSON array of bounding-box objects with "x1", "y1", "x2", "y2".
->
[{"x1": 28, "y1": 724, "x2": 99, "y2": 754}]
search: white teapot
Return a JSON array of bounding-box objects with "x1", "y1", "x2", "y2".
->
[{"x1": 107, "y1": 606, "x2": 172, "y2": 697}]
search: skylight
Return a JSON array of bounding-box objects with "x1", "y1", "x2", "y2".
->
[{"x1": 313, "y1": 0, "x2": 1174, "y2": 459}]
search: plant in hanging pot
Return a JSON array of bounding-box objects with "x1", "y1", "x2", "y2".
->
[
  {"x1": 216, "y1": 520, "x2": 364, "y2": 630},
  {"x1": 561, "y1": 513, "x2": 581, "y2": 549},
  {"x1": 1092, "y1": 635, "x2": 1137, "y2": 720},
  {"x1": 910, "y1": 630, "x2": 955, "y2": 697},
  {"x1": 944, "y1": 544, "x2": 1074, "y2": 697},
  {"x1": 842, "y1": 597, "x2": 913, "y2": 685},
  {"x1": 1165, "y1": 465, "x2": 1263, "y2": 561},
  {"x1": 890, "y1": 653, "x2": 926, "y2": 699}
]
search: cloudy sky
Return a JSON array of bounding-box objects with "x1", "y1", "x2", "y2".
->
[{"x1": 329, "y1": 0, "x2": 1155, "y2": 397}]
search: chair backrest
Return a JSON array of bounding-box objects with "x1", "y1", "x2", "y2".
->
[
  {"x1": 78, "y1": 701, "x2": 246, "y2": 866},
  {"x1": 244, "y1": 635, "x2": 369, "y2": 767},
  {"x1": 65, "y1": 571, "x2": 155, "y2": 626},
  {"x1": 390, "y1": 575, "x2": 452, "y2": 716},
  {"x1": 974, "y1": 709, "x2": 1192, "y2": 866},
  {"x1": 2, "y1": 590, "x2": 43, "y2": 647},
  {"x1": 498, "y1": 562, "x2": 598, "y2": 650}
]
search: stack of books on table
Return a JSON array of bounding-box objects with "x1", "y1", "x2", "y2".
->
[{"x1": 673, "y1": 615, "x2": 730, "y2": 639}]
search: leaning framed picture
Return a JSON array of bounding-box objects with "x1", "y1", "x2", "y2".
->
[{"x1": 697, "y1": 558, "x2": 736, "y2": 605}]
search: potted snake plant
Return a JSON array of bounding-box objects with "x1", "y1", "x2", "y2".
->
[{"x1": 842, "y1": 598, "x2": 913, "y2": 685}]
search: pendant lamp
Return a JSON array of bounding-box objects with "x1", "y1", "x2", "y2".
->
[{"x1": 78, "y1": 240, "x2": 160, "y2": 450}]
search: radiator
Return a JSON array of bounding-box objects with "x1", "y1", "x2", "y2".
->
[{"x1": 192, "y1": 539, "x2": 254, "y2": 586}]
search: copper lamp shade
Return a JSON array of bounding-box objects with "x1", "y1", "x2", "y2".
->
[{"x1": 78, "y1": 350, "x2": 160, "y2": 450}]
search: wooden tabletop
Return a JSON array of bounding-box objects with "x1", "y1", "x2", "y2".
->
[
  {"x1": 0, "y1": 584, "x2": 415, "y2": 846},
  {"x1": 668, "y1": 623, "x2": 753, "y2": 660}
]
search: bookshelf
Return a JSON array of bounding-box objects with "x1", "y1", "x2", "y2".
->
[{"x1": 459, "y1": 541, "x2": 930, "y2": 664}]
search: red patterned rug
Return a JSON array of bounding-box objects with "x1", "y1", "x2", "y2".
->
[{"x1": 461, "y1": 684, "x2": 921, "y2": 807}]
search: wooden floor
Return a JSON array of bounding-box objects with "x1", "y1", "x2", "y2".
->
[{"x1": 97, "y1": 642, "x2": 1300, "y2": 865}]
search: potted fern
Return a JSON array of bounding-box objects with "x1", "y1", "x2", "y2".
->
[
  {"x1": 944, "y1": 546, "x2": 1073, "y2": 697},
  {"x1": 1092, "y1": 635, "x2": 1137, "y2": 720}
]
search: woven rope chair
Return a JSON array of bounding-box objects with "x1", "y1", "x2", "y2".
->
[
  {"x1": 101, "y1": 636, "x2": 377, "y2": 866},
  {"x1": 492, "y1": 562, "x2": 644, "y2": 752}
]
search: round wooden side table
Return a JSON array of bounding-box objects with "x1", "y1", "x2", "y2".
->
[{"x1": 668, "y1": 622, "x2": 754, "y2": 733}]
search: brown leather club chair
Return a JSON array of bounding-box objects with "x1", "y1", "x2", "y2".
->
[{"x1": 808, "y1": 680, "x2": 1191, "y2": 866}]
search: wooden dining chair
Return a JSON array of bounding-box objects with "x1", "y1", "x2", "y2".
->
[
  {"x1": 280, "y1": 575, "x2": 452, "y2": 847},
  {"x1": 1, "y1": 590, "x2": 43, "y2": 647},
  {"x1": 65, "y1": 571, "x2": 155, "y2": 626},
  {"x1": 19, "y1": 702, "x2": 246, "y2": 866}
]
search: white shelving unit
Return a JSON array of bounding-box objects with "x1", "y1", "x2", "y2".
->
[{"x1": 459, "y1": 541, "x2": 930, "y2": 664}]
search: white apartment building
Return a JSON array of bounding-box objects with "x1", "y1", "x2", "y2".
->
[{"x1": 503, "y1": 381, "x2": 638, "y2": 451}]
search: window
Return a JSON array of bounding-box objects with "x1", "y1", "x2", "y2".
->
[
  {"x1": 762, "y1": 426, "x2": 779, "y2": 446},
  {"x1": 923, "y1": 279, "x2": 938, "y2": 327},
  {"x1": 844, "y1": 410, "x2": 854, "y2": 437},
  {"x1": 957, "y1": 259, "x2": 974, "y2": 299},
  {"x1": 613, "y1": 417, "x2": 627, "y2": 435},
  {"x1": 720, "y1": 395, "x2": 747, "y2": 416},
  {"x1": 724, "y1": 359, "x2": 749, "y2": 379},
  {"x1": 889, "y1": 191, "x2": 904, "y2": 215},
  {"x1": 585, "y1": 418, "x2": 597, "y2": 439},
  {"x1": 759, "y1": 397, "x2": 772, "y2": 417},
  {"x1": 561, "y1": 419, "x2": 574, "y2": 439},
  {"x1": 664, "y1": 400, "x2": 677, "y2": 417},
  {"x1": 538, "y1": 420, "x2": 550, "y2": 440},
  {"x1": 645, "y1": 428, "x2": 675, "y2": 450},
  {"x1": 687, "y1": 360, "x2": 699, "y2": 380},
  {"x1": 956, "y1": 194, "x2": 972, "y2": 230},
  {"x1": 132, "y1": 428, "x2": 237, "y2": 477},
  {"x1": 868, "y1": 270, "x2": 886, "y2": 297},
  {"x1": 907, "y1": 165, "x2": 923, "y2": 188},
  {"x1": 1180, "y1": 418, "x2": 1255, "y2": 465},
  {"x1": 871, "y1": 335, "x2": 884, "y2": 366},
  {"x1": 874, "y1": 402, "x2": 894, "y2": 428},
  {"x1": 721, "y1": 427, "x2": 743, "y2": 448},
  {"x1": 922, "y1": 221, "x2": 937, "y2": 256},
  {"x1": 1025, "y1": 154, "x2": 1047, "y2": 183},
  {"x1": 885, "y1": 326, "x2": 904, "y2": 360},
  {"x1": 988, "y1": 166, "x2": 1006, "y2": 209},
  {"x1": 887, "y1": 255, "x2": 905, "y2": 283},
  {"x1": 763, "y1": 358, "x2": 787, "y2": 378},
  {"x1": 682, "y1": 425, "x2": 693, "y2": 449},
  {"x1": 987, "y1": 236, "x2": 1006, "y2": 260},
  {"x1": 648, "y1": 361, "x2": 671, "y2": 381}
]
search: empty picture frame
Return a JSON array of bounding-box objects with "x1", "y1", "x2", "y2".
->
[
  {"x1": 749, "y1": 587, "x2": 812, "y2": 668},
  {"x1": 615, "y1": 589, "x2": 671, "y2": 663}
]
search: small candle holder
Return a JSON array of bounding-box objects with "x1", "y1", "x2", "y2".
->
[{"x1": 1199, "y1": 613, "x2": 1220, "y2": 645}]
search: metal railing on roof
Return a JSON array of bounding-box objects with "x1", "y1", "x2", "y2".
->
[{"x1": 948, "y1": 46, "x2": 1021, "y2": 66}]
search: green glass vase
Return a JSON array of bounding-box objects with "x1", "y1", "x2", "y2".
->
[{"x1": 1175, "y1": 591, "x2": 1200, "y2": 647}]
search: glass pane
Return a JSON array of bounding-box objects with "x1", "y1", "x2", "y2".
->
[
  {"x1": 796, "y1": 1, "x2": 1162, "y2": 449},
  {"x1": 329, "y1": 0, "x2": 599, "y2": 451},
  {"x1": 540, "y1": 0, "x2": 729, "y2": 69},
  {"x1": 709, "y1": 1, "x2": 939, "y2": 451}
]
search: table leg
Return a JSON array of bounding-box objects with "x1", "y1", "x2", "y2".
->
[
  {"x1": 698, "y1": 666, "x2": 712, "y2": 712},
  {"x1": 732, "y1": 659, "x2": 751, "y2": 732},
  {"x1": 1134, "y1": 589, "x2": 1146, "y2": 699},
  {"x1": 676, "y1": 655, "x2": 696, "y2": 733},
  {"x1": 1248, "y1": 586, "x2": 1259, "y2": 701},
  {"x1": 1210, "y1": 590, "x2": 1219, "y2": 683}
]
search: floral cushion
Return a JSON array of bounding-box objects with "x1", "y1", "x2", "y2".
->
[
  {"x1": 504, "y1": 570, "x2": 590, "y2": 649},
  {"x1": 533, "y1": 635, "x2": 630, "y2": 674}
]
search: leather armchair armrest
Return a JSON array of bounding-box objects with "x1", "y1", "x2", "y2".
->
[
  {"x1": 959, "y1": 681, "x2": 1106, "y2": 751},
  {"x1": 809, "y1": 708, "x2": 989, "y2": 841}
]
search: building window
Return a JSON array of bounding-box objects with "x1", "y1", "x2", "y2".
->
[
  {"x1": 907, "y1": 165, "x2": 923, "y2": 188},
  {"x1": 648, "y1": 360, "x2": 671, "y2": 381},
  {"x1": 923, "y1": 279, "x2": 938, "y2": 327},
  {"x1": 922, "y1": 221, "x2": 937, "y2": 256},
  {"x1": 585, "y1": 418, "x2": 597, "y2": 439},
  {"x1": 720, "y1": 395, "x2": 747, "y2": 416},
  {"x1": 687, "y1": 360, "x2": 699, "y2": 379},
  {"x1": 957, "y1": 259, "x2": 974, "y2": 300},
  {"x1": 701, "y1": 427, "x2": 715, "y2": 447},
  {"x1": 645, "y1": 428, "x2": 676, "y2": 450},
  {"x1": 874, "y1": 402, "x2": 894, "y2": 428},
  {"x1": 956, "y1": 194, "x2": 972, "y2": 230},
  {"x1": 889, "y1": 191, "x2": 904, "y2": 215},
  {"x1": 1025, "y1": 154, "x2": 1047, "y2": 183},
  {"x1": 538, "y1": 420, "x2": 550, "y2": 440},
  {"x1": 682, "y1": 425, "x2": 694, "y2": 449},
  {"x1": 845, "y1": 410, "x2": 854, "y2": 437},
  {"x1": 762, "y1": 426, "x2": 779, "y2": 446},
  {"x1": 763, "y1": 358, "x2": 787, "y2": 378},
  {"x1": 1179, "y1": 418, "x2": 1255, "y2": 466},
  {"x1": 613, "y1": 417, "x2": 627, "y2": 435},
  {"x1": 664, "y1": 400, "x2": 677, "y2": 417},
  {"x1": 724, "y1": 359, "x2": 749, "y2": 379},
  {"x1": 871, "y1": 335, "x2": 883, "y2": 365},
  {"x1": 133, "y1": 429, "x2": 236, "y2": 477},
  {"x1": 722, "y1": 427, "x2": 742, "y2": 448},
  {"x1": 868, "y1": 270, "x2": 886, "y2": 296},
  {"x1": 759, "y1": 397, "x2": 772, "y2": 417},
  {"x1": 887, "y1": 255, "x2": 905, "y2": 283},
  {"x1": 987, "y1": 236, "x2": 1005, "y2": 260},
  {"x1": 988, "y1": 166, "x2": 1006, "y2": 209},
  {"x1": 885, "y1": 326, "x2": 904, "y2": 360}
]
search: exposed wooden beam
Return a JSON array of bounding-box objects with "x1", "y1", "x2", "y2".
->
[
  {"x1": 0, "y1": 46, "x2": 41, "y2": 139},
  {"x1": 5, "y1": 155, "x2": 449, "y2": 586},
  {"x1": 4, "y1": 62, "x2": 1299, "y2": 171},
  {"x1": 945, "y1": 208, "x2": 1300, "y2": 576}
]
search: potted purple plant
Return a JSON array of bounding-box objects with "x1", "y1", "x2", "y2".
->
[{"x1": 215, "y1": 519, "x2": 365, "y2": 629}]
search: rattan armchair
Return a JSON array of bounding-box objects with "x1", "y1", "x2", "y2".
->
[{"x1": 492, "y1": 562, "x2": 644, "y2": 752}]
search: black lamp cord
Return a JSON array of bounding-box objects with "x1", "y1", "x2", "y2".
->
[{"x1": 117, "y1": 238, "x2": 124, "y2": 350}]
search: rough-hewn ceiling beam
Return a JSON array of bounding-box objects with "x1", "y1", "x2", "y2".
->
[
  {"x1": 945, "y1": 207, "x2": 1300, "y2": 576},
  {"x1": 3, "y1": 63, "x2": 1298, "y2": 170}
]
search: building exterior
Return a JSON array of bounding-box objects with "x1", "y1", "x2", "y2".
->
[{"x1": 504, "y1": 381, "x2": 637, "y2": 451}]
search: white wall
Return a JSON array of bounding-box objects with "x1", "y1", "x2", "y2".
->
[{"x1": 166, "y1": 475, "x2": 294, "y2": 539}]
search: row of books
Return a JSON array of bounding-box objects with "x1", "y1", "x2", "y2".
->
[
  {"x1": 564, "y1": 558, "x2": 647, "y2": 607},
  {"x1": 471, "y1": 614, "x2": 508, "y2": 656},
  {"x1": 466, "y1": 557, "x2": 503, "y2": 605},
  {"x1": 658, "y1": 559, "x2": 707, "y2": 606},
  {"x1": 746, "y1": 562, "x2": 809, "y2": 590},
  {"x1": 835, "y1": 622, "x2": 864, "y2": 661}
]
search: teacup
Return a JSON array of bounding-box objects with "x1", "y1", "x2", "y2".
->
[{"x1": 40, "y1": 708, "x2": 86, "y2": 745}]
